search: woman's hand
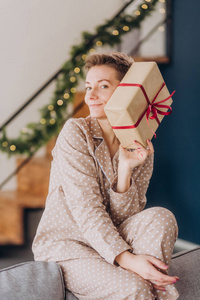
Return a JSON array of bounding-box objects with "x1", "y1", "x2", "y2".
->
[
  {"x1": 119, "y1": 139, "x2": 154, "y2": 171},
  {"x1": 115, "y1": 251, "x2": 179, "y2": 291},
  {"x1": 117, "y1": 139, "x2": 154, "y2": 193}
]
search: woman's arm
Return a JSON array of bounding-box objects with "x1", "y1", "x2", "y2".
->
[
  {"x1": 109, "y1": 140, "x2": 154, "y2": 226},
  {"x1": 55, "y1": 119, "x2": 131, "y2": 264},
  {"x1": 117, "y1": 139, "x2": 154, "y2": 193},
  {"x1": 114, "y1": 140, "x2": 179, "y2": 290}
]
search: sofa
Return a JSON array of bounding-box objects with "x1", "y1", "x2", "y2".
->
[{"x1": 0, "y1": 247, "x2": 199, "y2": 300}]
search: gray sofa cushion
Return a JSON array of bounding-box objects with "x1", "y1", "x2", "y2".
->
[
  {"x1": 0, "y1": 248, "x2": 199, "y2": 299},
  {"x1": 169, "y1": 247, "x2": 200, "y2": 300},
  {"x1": 0, "y1": 261, "x2": 65, "y2": 300},
  {"x1": 65, "y1": 290, "x2": 78, "y2": 300}
]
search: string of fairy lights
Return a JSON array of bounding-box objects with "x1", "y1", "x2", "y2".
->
[{"x1": 0, "y1": 0, "x2": 166, "y2": 156}]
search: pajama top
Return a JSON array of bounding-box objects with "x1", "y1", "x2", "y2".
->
[{"x1": 32, "y1": 116, "x2": 154, "y2": 265}]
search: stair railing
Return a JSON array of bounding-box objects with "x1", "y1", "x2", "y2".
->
[
  {"x1": 0, "y1": 0, "x2": 136, "y2": 134},
  {"x1": 0, "y1": 0, "x2": 172, "y2": 190}
]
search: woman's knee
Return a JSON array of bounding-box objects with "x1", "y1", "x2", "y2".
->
[{"x1": 144, "y1": 207, "x2": 178, "y2": 237}]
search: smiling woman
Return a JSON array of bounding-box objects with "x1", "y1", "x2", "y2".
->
[
  {"x1": 84, "y1": 52, "x2": 133, "y2": 121},
  {"x1": 32, "y1": 52, "x2": 179, "y2": 300},
  {"x1": 84, "y1": 66, "x2": 120, "y2": 119}
]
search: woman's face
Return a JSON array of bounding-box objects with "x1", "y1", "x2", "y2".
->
[{"x1": 85, "y1": 65, "x2": 120, "y2": 119}]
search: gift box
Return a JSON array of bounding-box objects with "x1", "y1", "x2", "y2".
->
[{"x1": 104, "y1": 62, "x2": 174, "y2": 149}]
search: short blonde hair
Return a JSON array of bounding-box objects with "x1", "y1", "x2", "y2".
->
[{"x1": 85, "y1": 52, "x2": 134, "y2": 81}]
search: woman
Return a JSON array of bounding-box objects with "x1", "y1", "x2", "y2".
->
[{"x1": 33, "y1": 52, "x2": 179, "y2": 299}]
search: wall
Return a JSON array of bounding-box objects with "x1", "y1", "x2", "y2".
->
[
  {"x1": 0, "y1": 0, "x2": 199, "y2": 245},
  {"x1": 147, "y1": 0, "x2": 200, "y2": 244},
  {"x1": 0, "y1": 0, "x2": 124, "y2": 127},
  {"x1": 0, "y1": 0, "x2": 165, "y2": 191},
  {"x1": 0, "y1": 0, "x2": 123, "y2": 189}
]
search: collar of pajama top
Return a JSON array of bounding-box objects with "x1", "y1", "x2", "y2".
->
[{"x1": 88, "y1": 117, "x2": 119, "y2": 185}]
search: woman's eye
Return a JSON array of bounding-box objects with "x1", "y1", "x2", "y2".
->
[
  {"x1": 101, "y1": 85, "x2": 108, "y2": 89},
  {"x1": 85, "y1": 86, "x2": 91, "y2": 91}
]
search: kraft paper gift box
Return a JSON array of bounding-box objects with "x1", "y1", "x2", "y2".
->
[{"x1": 104, "y1": 62, "x2": 174, "y2": 149}]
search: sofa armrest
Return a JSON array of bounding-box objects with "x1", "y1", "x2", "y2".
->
[
  {"x1": 169, "y1": 247, "x2": 200, "y2": 300},
  {"x1": 0, "y1": 261, "x2": 65, "y2": 300}
]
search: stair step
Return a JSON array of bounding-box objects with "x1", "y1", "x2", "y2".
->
[
  {"x1": 0, "y1": 197, "x2": 24, "y2": 245},
  {"x1": 0, "y1": 190, "x2": 45, "y2": 245},
  {"x1": 17, "y1": 156, "x2": 51, "y2": 198},
  {"x1": 0, "y1": 190, "x2": 45, "y2": 209},
  {"x1": 0, "y1": 91, "x2": 89, "y2": 246}
]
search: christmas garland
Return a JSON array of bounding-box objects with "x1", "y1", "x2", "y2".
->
[{"x1": 0, "y1": 0, "x2": 159, "y2": 156}]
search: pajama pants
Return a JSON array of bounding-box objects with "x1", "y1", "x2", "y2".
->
[{"x1": 58, "y1": 207, "x2": 179, "y2": 300}]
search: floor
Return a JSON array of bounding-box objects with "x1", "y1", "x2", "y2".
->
[{"x1": 0, "y1": 209, "x2": 43, "y2": 269}]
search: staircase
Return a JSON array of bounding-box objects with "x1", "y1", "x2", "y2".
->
[{"x1": 0, "y1": 92, "x2": 89, "y2": 246}]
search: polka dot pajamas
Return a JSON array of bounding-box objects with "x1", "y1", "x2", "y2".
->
[{"x1": 32, "y1": 116, "x2": 179, "y2": 299}]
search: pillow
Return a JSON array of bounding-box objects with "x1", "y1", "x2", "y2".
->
[{"x1": 0, "y1": 261, "x2": 65, "y2": 300}]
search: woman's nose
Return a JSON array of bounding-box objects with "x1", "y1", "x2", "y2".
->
[{"x1": 89, "y1": 87, "x2": 98, "y2": 99}]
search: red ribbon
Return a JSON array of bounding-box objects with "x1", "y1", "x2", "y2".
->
[{"x1": 112, "y1": 82, "x2": 175, "y2": 137}]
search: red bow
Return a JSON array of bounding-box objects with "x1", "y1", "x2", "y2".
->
[{"x1": 112, "y1": 82, "x2": 175, "y2": 138}]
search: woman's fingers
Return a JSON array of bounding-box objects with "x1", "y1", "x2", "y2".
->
[
  {"x1": 153, "y1": 284, "x2": 166, "y2": 291},
  {"x1": 147, "y1": 256, "x2": 168, "y2": 270},
  {"x1": 137, "y1": 150, "x2": 148, "y2": 161},
  {"x1": 133, "y1": 140, "x2": 143, "y2": 149},
  {"x1": 133, "y1": 139, "x2": 154, "y2": 155},
  {"x1": 146, "y1": 138, "x2": 154, "y2": 154},
  {"x1": 132, "y1": 141, "x2": 149, "y2": 162},
  {"x1": 147, "y1": 256, "x2": 179, "y2": 285},
  {"x1": 117, "y1": 253, "x2": 179, "y2": 288},
  {"x1": 148, "y1": 267, "x2": 175, "y2": 285},
  {"x1": 150, "y1": 269, "x2": 179, "y2": 287},
  {"x1": 119, "y1": 139, "x2": 154, "y2": 170}
]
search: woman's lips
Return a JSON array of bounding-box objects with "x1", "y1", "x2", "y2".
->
[{"x1": 89, "y1": 104, "x2": 103, "y2": 107}]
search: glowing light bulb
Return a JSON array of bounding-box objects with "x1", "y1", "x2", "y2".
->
[
  {"x1": 70, "y1": 76, "x2": 76, "y2": 83},
  {"x1": 112, "y1": 30, "x2": 119, "y2": 35},
  {"x1": 123, "y1": 26, "x2": 129, "y2": 31},
  {"x1": 89, "y1": 49, "x2": 95, "y2": 54},
  {"x1": 48, "y1": 104, "x2": 54, "y2": 111},
  {"x1": 64, "y1": 93, "x2": 70, "y2": 99},
  {"x1": 40, "y1": 118, "x2": 46, "y2": 124},
  {"x1": 96, "y1": 41, "x2": 102, "y2": 46},
  {"x1": 57, "y1": 100, "x2": 63, "y2": 106},
  {"x1": 50, "y1": 110, "x2": 56, "y2": 117},
  {"x1": 10, "y1": 145, "x2": 16, "y2": 151},
  {"x1": 2, "y1": 141, "x2": 8, "y2": 147},
  {"x1": 70, "y1": 87, "x2": 76, "y2": 93},
  {"x1": 134, "y1": 10, "x2": 141, "y2": 16},
  {"x1": 82, "y1": 54, "x2": 87, "y2": 60},
  {"x1": 74, "y1": 67, "x2": 80, "y2": 73},
  {"x1": 141, "y1": 4, "x2": 148, "y2": 9},
  {"x1": 50, "y1": 119, "x2": 56, "y2": 125}
]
